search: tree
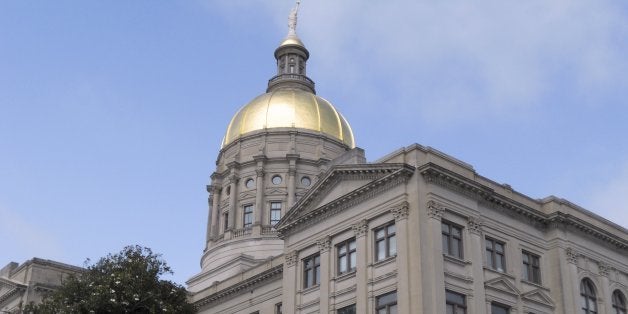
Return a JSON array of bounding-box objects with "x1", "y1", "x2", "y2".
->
[{"x1": 26, "y1": 245, "x2": 195, "y2": 314}]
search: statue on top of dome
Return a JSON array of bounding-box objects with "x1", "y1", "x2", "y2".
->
[{"x1": 288, "y1": 0, "x2": 300, "y2": 36}]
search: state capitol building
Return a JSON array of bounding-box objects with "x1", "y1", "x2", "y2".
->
[{"x1": 2, "y1": 4, "x2": 628, "y2": 314}]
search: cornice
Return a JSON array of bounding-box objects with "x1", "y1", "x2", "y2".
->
[
  {"x1": 194, "y1": 264, "x2": 283, "y2": 309},
  {"x1": 419, "y1": 163, "x2": 628, "y2": 251},
  {"x1": 546, "y1": 212, "x2": 628, "y2": 249},
  {"x1": 277, "y1": 165, "x2": 415, "y2": 237}
]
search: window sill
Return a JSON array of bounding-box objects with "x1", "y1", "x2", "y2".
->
[
  {"x1": 483, "y1": 266, "x2": 515, "y2": 279},
  {"x1": 299, "y1": 284, "x2": 320, "y2": 295},
  {"x1": 333, "y1": 270, "x2": 356, "y2": 283},
  {"x1": 521, "y1": 279, "x2": 548, "y2": 291},
  {"x1": 370, "y1": 255, "x2": 397, "y2": 268},
  {"x1": 443, "y1": 254, "x2": 471, "y2": 265}
]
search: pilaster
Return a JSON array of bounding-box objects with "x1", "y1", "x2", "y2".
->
[
  {"x1": 317, "y1": 236, "x2": 332, "y2": 313},
  {"x1": 424, "y1": 200, "x2": 446, "y2": 313},
  {"x1": 283, "y1": 250, "x2": 299, "y2": 314},
  {"x1": 352, "y1": 219, "x2": 369, "y2": 314},
  {"x1": 467, "y1": 216, "x2": 486, "y2": 314},
  {"x1": 392, "y1": 202, "x2": 410, "y2": 314}
]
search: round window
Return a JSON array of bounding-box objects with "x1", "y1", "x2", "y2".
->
[
  {"x1": 271, "y1": 175, "x2": 282, "y2": 185},
  {"x1": 301, "y1": 176, "x2": 311, "y2": 187},
  {"x1": 245, "y1": 178, "x2": 255, "y2": 189}
]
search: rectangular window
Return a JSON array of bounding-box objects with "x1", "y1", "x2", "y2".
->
[
  {"x1": 491, "y1": 303, "x2": 509, "y2": 314},
  {"x1": 375, "y1": 291, "x2": 397, "y2": 314},
  {"x1": 375, "y1": 223, "x2": 397, "y2": 262},
  {"x1": 486, "y1": 238, "x2": 506, "y2": 272},
  {"x1": 270, "y1": 202, "x2": 282, "y2": 226},
  {"x1": 274, "y1": 302, "x2": 282, "y2": 314},
  {"x1": 303, "y1": 254, "x2": 320, "y2": 288},
  {"x1": 337, "y1": 304, "x2": 356, "y2": 314},
  {"x1": 337, "y1": 238, "x2": 357, "y2": 275},
  {"x1": 442, "y1": 221, "x2": 463, "y2": 259},
  {"x1": 243, "y1": 205, "x2": 253, "y2": 228},
  {"x1": 446, "y1": 290, "x2": 467, "y2": 314},
  {"x1": 522, "y1": 251, "x2": 541, "y2": 284},
  {"x1": 223, "y1": 213, "x2": 229, "y2": 231}
]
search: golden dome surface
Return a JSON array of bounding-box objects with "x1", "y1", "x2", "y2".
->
[{"x1": 223, "y1": 89, "x2": 355, "y2": 148}]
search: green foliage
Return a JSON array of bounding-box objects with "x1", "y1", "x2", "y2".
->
[{"x1": 26, "y1": 245, "x2": 195, "y2": 314}]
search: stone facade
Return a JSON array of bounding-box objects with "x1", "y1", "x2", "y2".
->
[
  {"x1": 0, "y1": 258, "x2": 83, "y2": 313},
  {"x1": 188, "y1": 9, "x2": 628, "y2": 314}
]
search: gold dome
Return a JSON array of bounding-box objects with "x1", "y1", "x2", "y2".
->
[{"x1": 222, "y1": 89, "x2": 355, "y2": 148}]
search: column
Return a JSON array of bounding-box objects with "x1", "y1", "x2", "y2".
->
[
  {"x1": 424, "y1": 201, "x2": 446, "y2": 313},
  {"x1": 317, "y1": 236, "x2": 332, "y2": 313},
  {"x1": 205, "y1": 189, "x2": 216, "y2": 243},
  {"x1": 209, "y1": 184, "x2": 222, "y2": 239},
  {"x1": 283, "y1": 251, "x2": 299, "y2": 314},
  {"x1": 226, "y1": 172, "x2": 238, "y2": 238},
  {"x1": 253, "y1": 169, "x2": 265, "y2": 235},
  {"x1": 352, "y1": 219, "x2": 369, "y2": 314},
  {"x1": 286, "y1": 154, "x2": 299, "y2": 207},
  {"x1": 467, "y1": 217, "x2": 487, "y2": 314},
  {"x1": 391, "y1": 202, "x2": 410, "y2": 313}
]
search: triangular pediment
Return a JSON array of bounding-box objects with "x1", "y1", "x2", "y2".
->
[
  {"x1": 485, "y1": 276, "x2": 520, "y2": 296},
  {"x1": 239, "y1": 191, "x2": 256, "y2": 199},
  {"x1": 266, "y1": 188, "x2": 288, "y2": 195},
  {"x1": 276, "y1": 163, "x2": 415, "y2": 235},
  {"x1": 522, "y1": 288, "x2": 554, "y2": 307}
]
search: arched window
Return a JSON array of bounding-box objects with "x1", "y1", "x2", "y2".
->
[
  {"x1": 580, "y1": 279, "x2": 598, "y2": 314},
  {"x1": 613, "y1": 290, "x2": 627, "y2": 314}
]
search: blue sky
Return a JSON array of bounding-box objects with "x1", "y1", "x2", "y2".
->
[{"x1": 1, "y1": 1, "x2": 627, "y2": 285}]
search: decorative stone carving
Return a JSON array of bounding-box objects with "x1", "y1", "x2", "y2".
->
[
  {"x1": 467, "y1": 217, "x2": 483, "y2": 235},
  {"x1": 352, "y1": 219, "x2": 368, "y2": 238},
  {"x1": 285, "y1": 250, "x2": 298, "y2": 267},
  {"x1": 565, "y1": 248, "x2": 578, "y2": 264},
  {"x1": 317, "y1": 236, "x2": 331, "y2": 253},
  {"x1": 427, "y1": 200, "x2": 444, "y2": 220},
  {"x1": 391, "y1": 201, "x2": 410, "y2": 221},
  {"x1": 228, "y1": 174, "x2": 239, "y2": 184},
  {"x1": 256, "y1": 169, "x2": 265, "y2": 178},
  {"x1": 598, "y1": 261, "x2": 611, "y2": 277}
]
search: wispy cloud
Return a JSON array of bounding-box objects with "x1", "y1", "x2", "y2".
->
[{"x1": 209, "y1": 0, "x2": 628, "y2": 125}]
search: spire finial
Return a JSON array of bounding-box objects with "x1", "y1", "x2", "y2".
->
[{"x1": 287, "y1": 0, "x2": 300, "y2": 36}]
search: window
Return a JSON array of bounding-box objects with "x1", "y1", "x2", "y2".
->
[
  {"x1": 491, "y1": 303, "x2": 509, "y2": 314},
  {"x1": 337, "y1": 304, "x2": 356, "y2": 314},
  {"x1": 522, "y1": 251, "x2": 541, "y2": 284},
  {"x1": 375, "y1": 291, "x2": 397, "y2": 314},
  {"x1": 485, "y1": 238, "x2": 506, "y2": 272},
  {"x1": 301, "y1": 176, "x2": 311, "y2": 186},
  {"x1": 445, "y1": 290, "x2": 466, "y2": 314},
  {"x1": 223, "y1": 213, "x2": 229, "y2": 231},
  {"x1": 580, "y1": 278, "x2": 598, "y2": 314},
  {"x1": 274, "y1": 302, "x2": 283, "y2": 314},
  {"x1": 245, "y1": 178, "x2": 255, "y2": 189},
  {"x1": 613, "y1": 290, "x2": 627, "y2": 314},
  {"x1": 375, "y1": 223, "x2": 396, "y2": 262},
  {"x1": 243, "y1": 205, "x2": 253, "y2": 228},
  {"x1": 272, "y1": 175, "x2": 282, "y2": 185},
  {"x1": 337, "y1": 238, "x2": 356, "y2": 275},
  {"x1": 442, "y1": 221, "x2": 463, "y2": 259},
  {"x1": 270, "y1": 202, "x2": 282, "y2": 226},
  {"x1": 303, "y1": 254, "x2": 320, "y2": 288}
]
